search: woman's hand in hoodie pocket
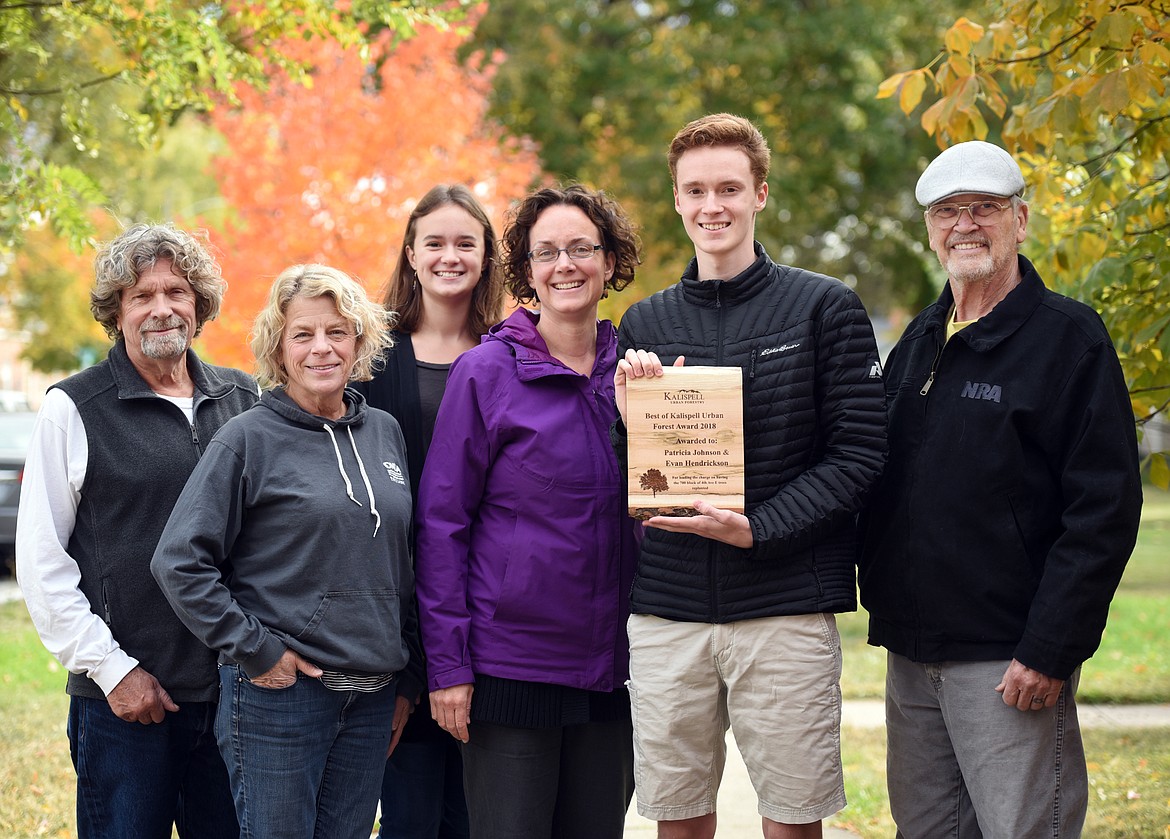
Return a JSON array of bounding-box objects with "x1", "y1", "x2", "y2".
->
[{"x1": 251, "y1": 649, "x2": 323, "y2": 689}]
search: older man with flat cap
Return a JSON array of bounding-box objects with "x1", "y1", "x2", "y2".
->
[{"x1": 859, "y1": 141, "x2": 1143, "y2": 838}]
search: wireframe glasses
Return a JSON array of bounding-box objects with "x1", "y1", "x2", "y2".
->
[
  {"x1": 925, "y1": 200, "x2": 1012, "y2": 229},
  {"x1": 527, "y1": 244, "x2": 604, "y2": 263}
]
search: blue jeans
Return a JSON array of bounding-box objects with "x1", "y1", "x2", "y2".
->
[
  {"x1": 378, "y1": 738, "x2": 470, "y2": 838},
  {"x1": 216, "y1": 665, "x2": 395, "y2": 839},
  {"x1": 67, "y1": 694, "x2": 237, "y2": 839},
  {"x1": 885, "y1": 654, "x2": 1087, "y2": 838}
]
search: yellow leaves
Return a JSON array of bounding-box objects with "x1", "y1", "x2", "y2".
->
[
  {"x1": 989, "y1": 20, "x2": 1017, "y2": 54},
  {"x1": 877, "y1": 70, "x2": 911, "y2": 100},
  {"x1": 979, "y1": 74, "x2": 1009, "y2": 119},
  {"x1": 1087, "y1": 69, "x2": 1133, "y2": 117},
  {"x1": 899, "y1": 71, "x2": 928, "y2": 114},
  {"x1": 1125, "y1": 65, "x2": 1165, "y2": 107},
  {"x1": 920, "y1": 98, "x2": 945, "y2": 136},
  {"x1": 946, "y1": 54, "x2": 974, "y2": 78},
  {"x1": 944, "y1": 17, "x2": 985, "y2": 54},
  {"x1": 1136, "y1": 41, "x2": 1170, "y2": 69},
  {"x1": 1092, "y1": 7, "x2": 1142, "y2": 50},
  {"x1": 1150, "y1": 453, "x2": 1170, "y2": 491},
  {"x1": 1025, "y1": 157, "x2": 1064, "y2": 205},
  {"x1": 877, "y1": 69, "x2": 930, "y2": 115},
  {"x1": 899, "y1": 1, "x2": 1170, "y2": 144},
  {"x1": 880, "y1": 14, "x2": 1034, "y2": 144},
  {"x1": 917, "y1": 69, "x2": 1002, "y2": 143}
]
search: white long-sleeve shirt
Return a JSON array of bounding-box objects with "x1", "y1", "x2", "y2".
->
[{"x1": 16, "y1": 388, "x2": 137, "y2": 696}]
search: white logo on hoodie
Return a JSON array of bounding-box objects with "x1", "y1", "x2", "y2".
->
[{"x1": 383, "y1": 462, "x2": 405, "y2": 485}]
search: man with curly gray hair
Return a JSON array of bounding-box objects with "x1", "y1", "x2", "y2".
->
[{"x1": 16, "y1": 222, "x2": 258, "y2": 838}]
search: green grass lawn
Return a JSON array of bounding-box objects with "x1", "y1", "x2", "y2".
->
[
  {"x1": 828, "y1": 486, "x2": 1170, "y2": 837},
  {"x1": 834, "y1": 726, "x2": 1170, "y2": 839},
  {"x1": 840, "y1": 486, "x2": 1170, "y2": 704},
  {"x1": 0, "y1": 598, "x2": 73, "y2": 838}
]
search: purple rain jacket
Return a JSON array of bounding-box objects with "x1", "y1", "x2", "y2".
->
[{"x1": 415, "y1": 308, "x2": 639, "y2": 694}]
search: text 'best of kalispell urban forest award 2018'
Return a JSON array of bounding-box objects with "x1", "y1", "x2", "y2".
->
[{"x1": 626, "y1": 366, "x2": 745, "y2": 520}]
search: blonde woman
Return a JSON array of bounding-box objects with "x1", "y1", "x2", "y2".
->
[{"x1": 152, "y1": 264, "x2": 420, "y2": 839}]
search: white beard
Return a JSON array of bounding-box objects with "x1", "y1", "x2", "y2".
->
[{"x1": 138, "y1": 318, "x2": 189, "y2": 360}]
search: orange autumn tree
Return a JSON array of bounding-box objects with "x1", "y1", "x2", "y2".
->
[{"x1": 200, "y1": 18, "x2": 543, "y2": 368}]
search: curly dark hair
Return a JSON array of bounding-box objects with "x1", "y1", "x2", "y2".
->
[{"x1": 500, "y1": 185, "x2": 640, "y2": 305}]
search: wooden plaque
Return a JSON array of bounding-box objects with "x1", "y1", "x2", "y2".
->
[{"x1": 626, "y1": 366, "x2": 745, "y2": 519}]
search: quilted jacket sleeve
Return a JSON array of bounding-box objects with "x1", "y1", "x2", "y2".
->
[{"x1": 746, "y1": 287, "x2": 888, "y2": 558}]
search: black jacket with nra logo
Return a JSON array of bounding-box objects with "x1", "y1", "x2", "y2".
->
[{"x1": 859, "y1": 255, "x2": 1143, "y2": 680}]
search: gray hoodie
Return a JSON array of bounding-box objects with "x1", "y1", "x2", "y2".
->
[{"x1": 152, "y1": 388, "x2": 416, "y2": 683}]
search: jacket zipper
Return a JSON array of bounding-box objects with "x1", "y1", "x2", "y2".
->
[
  {"x1": 908, "y1": 329, "x2": 946, "y2": 650},
  {"x1": 710, "y1": 283, "x2": 726, "y2": 622},
  {"x1": 919, "y1": 341, "x2": 945, "y2": 396}
]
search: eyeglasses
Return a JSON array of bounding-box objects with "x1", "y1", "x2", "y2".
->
[
  {"x1": 527, "y1": 243, "x2": 604, "y2": 263},
  {"x1": 925, "y1": 200, "x2": 1012, "y2": 229}
]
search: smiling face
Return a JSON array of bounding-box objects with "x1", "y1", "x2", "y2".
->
[
  {"x1": 280, "y1": 294, "x2": 357, "y2": 416},
  {"x1": 526, "y1": 204, "x2": 615, "y2": 322},
  {"x1": 673, "y1": 145, "x2": 768, "y2": 279},
  {"x1": 117, "y1": 259, "x2": 197, "y2": 369},
  {"x1": 406, "y1": 203, "x2": 488, "y2": 306},
  {"x1": 927, "y1": 192, "x2": 1028, "y2": 286}
]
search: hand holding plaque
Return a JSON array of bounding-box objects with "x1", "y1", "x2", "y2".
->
[{"x1": 626, "y1": 366, "x2": 744, "y2": 520}]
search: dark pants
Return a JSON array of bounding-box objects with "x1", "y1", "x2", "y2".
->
[
  {"x1": 68, "y1": 695, "x2": 238, "y2": 839},
  {"x1": 379, "y1": 738, "x2": 470, "y2": 838},
  {"x1": 461, "y1": 718, "x2": 634, "y2": 839}
]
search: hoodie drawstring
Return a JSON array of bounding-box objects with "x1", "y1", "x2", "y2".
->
[
  {"x1": 347, "y1": 426, "x2": 381, "y2": 537},
  {"x1": 323, "y1": 424, "x2": 381, "y2": 537}
]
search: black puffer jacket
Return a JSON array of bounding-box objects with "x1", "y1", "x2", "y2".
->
[{"x1": 616, "y1": 246, "x2": 887, "y2": 623}]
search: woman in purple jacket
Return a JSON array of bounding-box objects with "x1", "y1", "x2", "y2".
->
[{"x1": 415, "y1": 185, "x2": 640, "y2": 839}]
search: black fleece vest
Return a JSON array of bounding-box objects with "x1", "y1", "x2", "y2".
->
[{"x1": 54, "y1": 342, "x2": 257, "y2": 701}]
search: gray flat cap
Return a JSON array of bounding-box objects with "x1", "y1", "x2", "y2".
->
[{"x1": 915, "y1": 140, "x2": 1025, "y2": 206}]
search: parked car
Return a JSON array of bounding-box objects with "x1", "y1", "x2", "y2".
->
[{"x1": 0, "y1": 411, "x2": 37, "y2": 576}]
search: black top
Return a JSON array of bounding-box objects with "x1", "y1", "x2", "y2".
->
[
  {"x1": 415, "y1": 360, "x2": 451, "y2": 454},
  {"x1": 471, "y1": 674, "x2": 630, "y2": 729}
]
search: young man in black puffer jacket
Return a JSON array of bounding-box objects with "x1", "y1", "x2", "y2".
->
[{"x1": 613, "y1": 113, "x2": 887, "y2": 839}]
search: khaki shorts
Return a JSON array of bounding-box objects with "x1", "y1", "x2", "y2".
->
[{"x1": 627, "y1": 612, "x2": 845, "y2": 824}]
